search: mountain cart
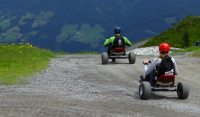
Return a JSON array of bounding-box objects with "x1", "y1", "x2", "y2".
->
[
  {"x1": 139, "y1": 74, "x2": 190, "y2": 100},
  {"x1": 101, "y1": 47, "x2": 136, "y2": 65}
]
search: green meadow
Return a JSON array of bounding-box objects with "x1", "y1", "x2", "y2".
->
[{"x1": 0, "y1": 43, "x2": 55, "y2": 85}]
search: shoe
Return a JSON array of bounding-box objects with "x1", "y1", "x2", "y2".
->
[
  {"x1": 140, "y1": 75, "x2": 144, "y2": 80},
  {"x1": 139, "y1": 75, "x2": 145, "y2": 83}
]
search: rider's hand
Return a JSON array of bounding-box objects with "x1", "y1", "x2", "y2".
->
[{"x1": 143, "y1": 59, "x2": 149, "y2": 65}]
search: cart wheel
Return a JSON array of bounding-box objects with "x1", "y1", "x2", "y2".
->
[
  {"x1": 112, "y1": 59, "x2": 115, "y2": 62},
  {"x1": 129, "y1": 52, "x2": 136, "y2": 64},
  {"x1": 102, "y1": 52, "x2": 108, "y2": 65},
  {"x1": 177, "y1": 82, "x2": 190, "y2": 99},
  {"x1": 139, "y1": 82, "x2": 151, "y2": 100}
]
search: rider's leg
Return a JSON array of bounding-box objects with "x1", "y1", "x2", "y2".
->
[
  {"x1": 142, "y1": 69, "x2": 156, "y2": 86},
  {"x1": 149, "y1": 70, "x2": 155, "y2": 86},
  {"x1": 107, "y1": 45, "x2": 112, "y2": 56},
  {"x1": 144, "y1": 74, "x2": 150, "y2": 82},
  {"x1": 139, "y1": 74, "x2": 150, "y2": 83}
]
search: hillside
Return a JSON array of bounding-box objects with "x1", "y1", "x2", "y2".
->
[
  {"x1": 0, "y1": 0, "x2": 200, "y2": 52},
  {"x1": 140, "y1": 15, "x2": 200, "y2": 48}
]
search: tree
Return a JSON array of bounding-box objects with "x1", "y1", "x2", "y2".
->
[
  {"x1": 176, "y1": 18, "x2": 180, "y2": 24},
  {"x1": 182, "y1": 31, "x2": 189, "y2": 48},
  {"x1": 172, "y1": 18, "x2": 180, "y2": 27}
]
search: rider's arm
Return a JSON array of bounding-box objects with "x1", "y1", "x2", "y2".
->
[
  {"x1": 124, "y1": 37, "x2": 132, "y2": 46},
  {"x1": 104, "y1": 38, "x2": 111, "y2": 47},
  {"x1": 171, "y1": 58, "x2": 179, "y2": 75},
  {"x1": 104, "y1": 37, "x2": 115, "y2": 47},
  {"x1": 144, "y1": 58, "x2": 158, "y2": 75}
]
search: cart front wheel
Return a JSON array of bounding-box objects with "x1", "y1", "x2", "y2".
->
[
  {"x1": 139, "y1": 82, "x2": 151, "y2": 100},
  {"x1": 102, "y1": 52, "x2": 108, "y2": 65}
]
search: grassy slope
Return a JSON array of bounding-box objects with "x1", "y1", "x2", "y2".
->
[
  {"x1": 138, "y1": 15, "x2": 200, "y2": 56},
  {"x1": 0, "y1": 43, "x2": 55, "y2": 85},
  {"x1": 140, "y1": 15, "x2": 200, "y2": 48}
]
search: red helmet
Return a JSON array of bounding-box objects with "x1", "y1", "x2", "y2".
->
[{"x1": 159, "y1": 43, "x2": 170, "y2": 53}]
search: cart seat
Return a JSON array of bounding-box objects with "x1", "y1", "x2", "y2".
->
[
  {"x1": 113, "y1": 47, "x2": 125, "y2": 52},
  {"x1": 111, "y1": 47, "x2": 125, "y2": 55},
  {"x1": 155, "y1": 75, "x2": 175, "y2": 87}
]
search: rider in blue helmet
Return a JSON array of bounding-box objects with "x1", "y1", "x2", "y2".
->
[
  {"x1": 104, "y1": 26, "x2": 132, "y2": 55},
  {"x1": 194, "y1": 41, "x2": 199, "y2": 47},
  {"x1": 114, "y1": 26, "x2": 121, "y2": 34}
]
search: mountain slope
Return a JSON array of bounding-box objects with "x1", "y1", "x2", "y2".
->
[
  {"x1": 0, "y1": 0, "x2": 200, "y2": 52},
  {"x1": 140, "y1": 15, "x2": 200, "y2": 48}
]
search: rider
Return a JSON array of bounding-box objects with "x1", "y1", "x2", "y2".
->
[
  {"x1": 194, "y1": 41, "x2": 199, "y2": 47},
  {"x1": 104, "y1": 26, "x2": 132, "y2": 55},
  {"x1": 140, "y1": 43, "x2": 179, "y2": 86}
]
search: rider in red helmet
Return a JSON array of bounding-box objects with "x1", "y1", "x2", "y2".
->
[{"x1": 140, "y1": 43, "x2": 179, "y2": 86}]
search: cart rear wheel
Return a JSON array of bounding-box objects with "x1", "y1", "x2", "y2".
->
[{"x1": 129, "y1": 52, "x2": 136, "y2": 64}]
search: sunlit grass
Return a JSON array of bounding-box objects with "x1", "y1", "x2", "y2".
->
[{"x1": 0, "y1": 43, "x2": 55, "y2": 85}]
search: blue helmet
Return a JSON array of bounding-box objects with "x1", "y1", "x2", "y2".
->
[
  {"x1": 114, "y1": 26, "x2": 121, "y2": 34},
  {"x1": 196, "y1": 41, "x2": 199, "y2": 45}
]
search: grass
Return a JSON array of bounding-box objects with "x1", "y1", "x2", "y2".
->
[
  {"x1": 173, "y1": 46, "x2": 200, "y2": 56},
  {"x1": 0, "y1": 43, "x2": 55, "y2": 85}
]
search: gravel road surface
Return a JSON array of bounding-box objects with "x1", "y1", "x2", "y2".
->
[{"x1": 0, "y1": 53, "x2": 200, "y2": 117}]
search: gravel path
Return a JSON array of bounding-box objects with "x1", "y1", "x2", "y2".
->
[{"x1": 0, "y1": 52, "x2": 200, "y2": 117}]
